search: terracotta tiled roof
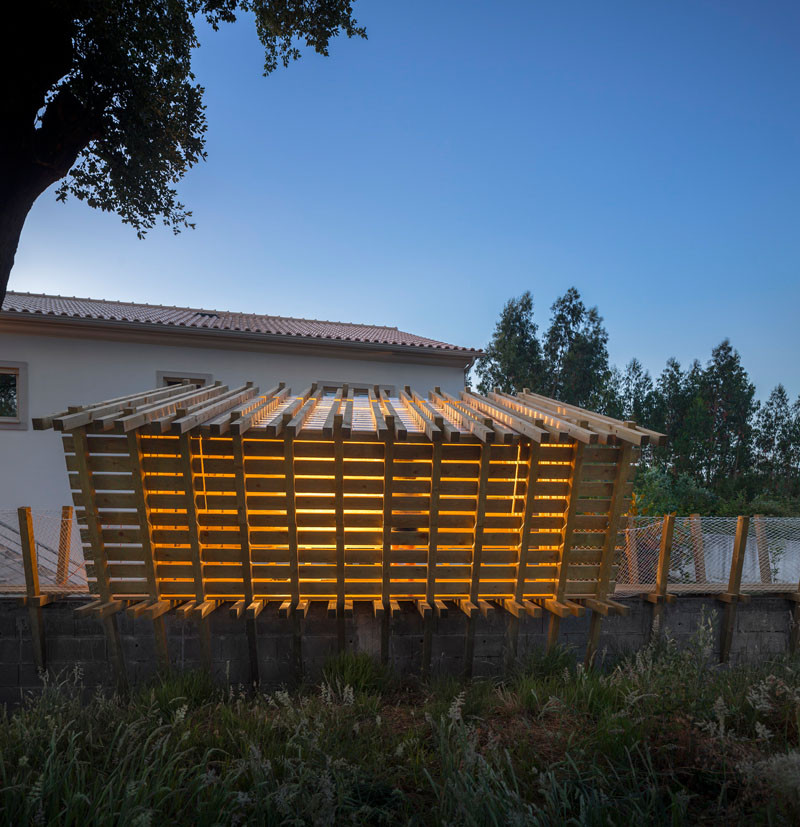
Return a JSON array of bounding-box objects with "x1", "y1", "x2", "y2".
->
[{"x1": 2, "y1": 292, "x2": 480, "y2": 354}]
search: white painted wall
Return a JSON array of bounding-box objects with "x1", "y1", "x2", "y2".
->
[{"x1": 0, "y1": 329, "x2": 468, "y2": 511}]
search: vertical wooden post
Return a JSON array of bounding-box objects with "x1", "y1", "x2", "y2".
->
[
  {"x1": 71, "y1": 428, "x2": 127, "y2": 691},
  {"x1": 178, "y1": 432, "x2": 212, "y2": 671},
  {"x1": 754, "y1": 515, "x2": 771, "y2": 584},
  {"x1": 548, "y1": 442, "x2": 585, "y2": 651},
  {"x1": 56, "y1": 505, "x2": 73, "y2": 587},
  {"x1": 585, "y1": 444, "x2": 634, "y2": 667},
  {"x1": 719, "y1": 515, "x2": 750, "y2": 664},
  {"x1": 689, "y1": 513, "x2": 706, "y2": 584},
  {"x1": 18, "y1": 507, "x2": 46, "y2": 674},
  {"x1": 422, "y1": 441, "x2": 442, "y2": 678},
  {"x1": 648, "y1": 514, "x2": 675, "y2": 640},
  {"x1": 507, "y1": 441, "x2": 540, "y2": 668},
  {"x1": 380, "y1": 430, "x2": 394, "y2": 666},
  {"x1": 232, "y1": 432, "x2": 259, "y2": 686},
  {"x1": 283, "y1": 433, "x2": 303, "y2": 682},
  {"x1": 333, "y1": 412, "x2": 346, "y2": 651},
  {"x1": 128, "y1": 432, "x2": 170, "y2": 673},
  {"x1": 464, "y1": 443, "x2": 490, "y2": 678}
]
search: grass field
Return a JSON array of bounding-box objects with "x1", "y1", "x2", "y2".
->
[{"x1": 1, "y1": 615, "x2": 798, "y2": 825}]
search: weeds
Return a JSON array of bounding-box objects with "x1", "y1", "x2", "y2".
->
[{"x1": 1, "y1": 628, "x2": 799, "y2": 824}]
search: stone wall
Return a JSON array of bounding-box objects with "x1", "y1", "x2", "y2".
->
[{"x1": 0, "y1": 595, "x2": 795, "y2": 706}]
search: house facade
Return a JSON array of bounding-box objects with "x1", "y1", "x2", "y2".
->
[{"x1": 0, "y1": 293, "x2": 479, "y2": 511}]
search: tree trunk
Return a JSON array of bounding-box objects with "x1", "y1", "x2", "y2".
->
[{"x1": 0, "y1": 182, "x2": 40, "y2": 307}]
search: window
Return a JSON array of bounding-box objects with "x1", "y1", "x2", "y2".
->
[
  {"x1": 315, "y1": 379, "x2": 397, "y2": 396},
  {"x1": 0, "y1": 362, "x2": 28, "y2": 430},
  {"x1": 156, "y1": 370, "x2": 213, "y2": 388}
]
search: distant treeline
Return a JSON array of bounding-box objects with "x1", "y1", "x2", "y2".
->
[{"x1": 474, "y1": 289, "x2": 800, "y2": 516}]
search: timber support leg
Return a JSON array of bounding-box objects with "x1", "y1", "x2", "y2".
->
[
  {"x1": 421, "y1": 614, "x2": 433, "y2": 679},
  {"x1": 547, "y1": 614, "x2": 561, "y2": 651},
  {"x1": 720, "y1": 601, "x2": 738, "y2": 664},
  {"x1": 103, "y1": 614, "x2": 127, "y2": 694},
  {"x1": 504, "y1": 614, "x2": 520, "y2": 674},
  {"x1": 584, "y1": 611, "x2": 603, "y2": 669},
  {"x1": 790, "y1": 602, "x2": 800, "y2": 656},
  {"x1": 463, "y1": 615, "x2": 476, "y2": 679},
  {"x1": 245, "y1": 618, "x2": 260, "y2": 687},
  {"x1": 292, "y1": 613, "x2": 303, "y2": 685},
  {"x1": 380, "y1": 609, "x2": 390, "y2": 666},
  {"x1": 152, "y1": 616, "x2": 170, "y2": 674}
]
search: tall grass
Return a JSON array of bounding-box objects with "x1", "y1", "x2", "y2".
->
[{"x1": 1, "y1": 626, "x2": 798, "y2": 824}]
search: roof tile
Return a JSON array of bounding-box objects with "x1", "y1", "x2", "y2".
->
[{"x1": 2, "y1": 292, "x2": 480, "y2": 354}]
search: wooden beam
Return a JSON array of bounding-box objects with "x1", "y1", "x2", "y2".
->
[
  {"x1": 490, "y1": 391, "x2": 597, "y2": 444},
  {"x1": 461, "y1": 391, "x2": 547, "y2": 443}
]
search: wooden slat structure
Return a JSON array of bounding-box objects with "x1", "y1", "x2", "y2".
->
[{"x1": 34, "y1": 380, "x2": 663, "y2": 671}]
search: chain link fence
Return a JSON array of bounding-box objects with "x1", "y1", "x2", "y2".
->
[
  {"x1": 0, "y1": 509, "x2": 87, "y2": 594},
  {"x1": 616, "y1": 515, "x2": 800, "y2": 595}
]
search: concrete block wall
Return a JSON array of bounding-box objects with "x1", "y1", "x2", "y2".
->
[{"x1": 0, "y1": 595, "x2": 796, "y2": 706}]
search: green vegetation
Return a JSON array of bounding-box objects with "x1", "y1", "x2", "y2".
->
[
  {"x1": 2, "y1": 625, "x2": 799, "y2": 824},
  {"x1": 475, "y1": 289, "x2": 800, "y2": 516}
]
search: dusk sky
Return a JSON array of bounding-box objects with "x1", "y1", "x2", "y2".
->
[{"x1": 8, "y1": 0, "x2": 799, "y2": 398}]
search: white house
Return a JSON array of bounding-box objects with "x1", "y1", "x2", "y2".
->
[{"x1": 0, "y1": 292, "x2": 479, "y2": 511}]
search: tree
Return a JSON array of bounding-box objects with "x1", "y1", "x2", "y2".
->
[
  {"x1": 753, "y1": 384, "x2": 800, "y2": 497},
  {"x1": 700, "y1": 340, "x2": 756, "y2": 490},
  {"x1": 0, "y1": 0, "x2": 366, "y2": 304},
  {"x1": 619, "y1": 358, "x2": 656, "y2": 425},
  {"x1": 475, "y1": 292, "x2": 545, "y2": 394},
  {"x1": 542, "y1": 287, "x2": 611, "y2": 408}
]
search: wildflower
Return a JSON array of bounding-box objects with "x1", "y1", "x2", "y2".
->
[{"x1": 448, "y1": 692, "x2": 465, "y2": 724}]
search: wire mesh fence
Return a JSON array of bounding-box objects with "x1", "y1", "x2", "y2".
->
[
  {"x1": 1, "y1": 509, "x2": 798, "y2": 599},
  {"x1": 615, "y1": 515, "x2": 800, "y2": 594},
  {"x1": 0, "y1": 509, "x2": 88, "y2": 594}
]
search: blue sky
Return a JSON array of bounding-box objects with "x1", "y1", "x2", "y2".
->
[{"x1": 9, "y1": 0, "x2": 800, "y2": 399}]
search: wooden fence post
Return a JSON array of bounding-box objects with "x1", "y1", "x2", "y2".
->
[
  {"x1": 56, "y1": 505, "x2": 73, "y2": 587},
  {"x1": 753, "y1": 515, "x2": 771, "y2": 584},
  {"x1": 719, "y1": 515, "x2": 751, "y2": 664},
  {"x1": 18, "y1": 507, "x2": 48, "y2": 674},
  {"x1": 646, "y1": 514, "x2": 675, "y2": 639}
]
